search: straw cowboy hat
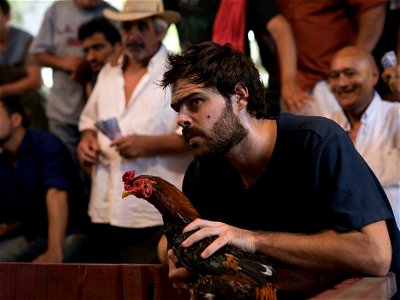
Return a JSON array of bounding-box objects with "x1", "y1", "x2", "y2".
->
[{"x1": 104, "y1": 0, "x2": 181, "y2": 24}]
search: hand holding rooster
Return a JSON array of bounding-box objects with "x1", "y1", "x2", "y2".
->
[{"x1": 182, "y1": 219, "x2": 257, "y2": 258}]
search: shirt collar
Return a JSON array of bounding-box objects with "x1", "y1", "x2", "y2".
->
[
  {"x1": 361, "y1": 91, "x2": 381, "y2": 124},
  {"x1": 147, "y1": 44, "x2": 167, "y2": 74},
  {"x1": 334, "y1": 91, "x2": 381, "y2": 131}
]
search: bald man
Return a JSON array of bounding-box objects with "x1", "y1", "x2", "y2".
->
[{"x1": 328, "y1": 46, "x2": 400, "y2": 228}]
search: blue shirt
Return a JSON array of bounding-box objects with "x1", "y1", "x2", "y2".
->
[{"x1": 0, "y1": 129, "x2": 85, "y2": 239}]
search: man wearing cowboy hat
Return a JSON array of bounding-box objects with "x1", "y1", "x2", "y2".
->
[{"x1": 77, "y1": 0, "x2": 191, "y2": 263}]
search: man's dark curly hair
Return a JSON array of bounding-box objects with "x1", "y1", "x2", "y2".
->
[{"x1": 161, "y1": 42, "x2": 275, "y2": 119}]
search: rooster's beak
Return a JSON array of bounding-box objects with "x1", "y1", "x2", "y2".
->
[{"x1": 122, "y1": 190, "x2": 131, "y2": 198}]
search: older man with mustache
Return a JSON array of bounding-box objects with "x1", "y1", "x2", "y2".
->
[{"x1": 77, "y1": 0, "x2": 191, "y2": 263}]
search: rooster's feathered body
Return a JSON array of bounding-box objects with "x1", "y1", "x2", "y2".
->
[{"x1": 122, "y1": 170, "x2": 278, "y2": 300}]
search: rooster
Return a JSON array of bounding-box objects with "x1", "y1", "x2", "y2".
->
[{"x1": 122, "y1": 170, "x2": 278, "y2": 300}]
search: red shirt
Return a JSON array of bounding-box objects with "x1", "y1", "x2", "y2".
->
[{"x1": 276, "y1": 0, "x2": 388, "y2": 91}]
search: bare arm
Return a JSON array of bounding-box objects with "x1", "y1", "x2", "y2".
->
[
  {"x1": 355, "y1": 4, "x2": 386, "y2": 51},
  {"x1": 33, "y1": 52, "x2": 83, "y2": 74},
  {"x1": 267, "y1": 15, "x2": 313, "y2": 113},
  {"x1": 110, "y1": 132, "x2": 190, "y2": 159},
  {"x1": 33, "y1": 188, "x2": 68, "y2": 263},
  {"x1": 158, "y1": 234, "x2": 194, "y2": 290},
  {"x1": 158, "y1": 235, "x2": 169, "y2": 266},
  {"x1": 182, "y1": 219, "x2": 392, "y2": 276},
  {"x1": 0, "y1": 63, "x2": 41, "y2": 96}
]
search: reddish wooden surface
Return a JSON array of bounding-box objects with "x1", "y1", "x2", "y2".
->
[
  {"x1": 0, "y1": 263, "x2": 186, "y2": 300},
  {"x1": 0, "y1": 263, "x2": 396, "y2": 300},
  {"x1": 311, "y1": 273, "x2": 397, "y2": 299}
]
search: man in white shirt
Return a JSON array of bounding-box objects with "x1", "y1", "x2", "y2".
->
[
  {"x1": 328, "y1": 46, "x2": 399, "y2": 228},
  {"x1": 77, "y1": 0, "x2": 191, "y2": 263}
]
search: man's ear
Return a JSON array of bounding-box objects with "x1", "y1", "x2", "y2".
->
[
  {"x1": 10, "y1": 113, "x2": 23, "y2": 128},
  {"x1": 233, "y1": 83, "x2": 249, "y2": 110},
  {"x1": 371, "y1": 67, "x2": 379, "y2": 86}
]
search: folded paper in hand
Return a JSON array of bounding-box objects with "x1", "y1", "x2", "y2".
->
[{"x1": 95, "y1": 117, "x2": 122, "y2": 140}]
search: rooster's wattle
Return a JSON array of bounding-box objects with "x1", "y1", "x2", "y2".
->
[{"x1": 122, "y1": 170, "x2": 278, "y2": 300}]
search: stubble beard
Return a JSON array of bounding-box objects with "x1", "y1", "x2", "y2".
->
[{"x1": 189, "y1": 105, "x2": 248, "y2": 159}]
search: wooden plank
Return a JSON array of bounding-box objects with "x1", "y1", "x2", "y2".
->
[
  {"x1": 310, "y1": 273, "x2": 397, "y2": 299},
  {"x1": 79, "y1": 264, "x2": 123, "y2": 300},
  {"x1": 122, "y1": 264, "x2": 187, "y2": 300},
  {"x1": 0, "y1": 263, "x2": 16, "y2": 300},
  {"x1": 0, "y1": 263, "x2": 396, "y2": 300}
]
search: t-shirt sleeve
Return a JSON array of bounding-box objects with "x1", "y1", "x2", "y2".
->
[
  {"x1": 29, "y1": 5, "x2": 56, "y2": 54},
  {"x1": 316, "y1": 130, "x2": 395, "y2": 231},
  {"x1": 39, "y1": 134, "x2": 72, "y2": 190}
]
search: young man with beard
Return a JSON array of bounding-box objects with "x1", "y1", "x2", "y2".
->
[
  {"x1": 327, "y1": 46, "x2": 399, "y2": 228},
  {"x1": 158, "y1": 42, "x2": 400, "y2": 295},
  {"x1": 76, "y1": 17, "x2": 121, "y2": 99},
  {"x1": 0, "y1": 96, "x2": 88, "y2": 263},
  {"x1": 77, "y1": 0, "x2": 191, "y2": 263}
]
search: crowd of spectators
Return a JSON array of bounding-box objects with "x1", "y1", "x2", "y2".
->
[{"x1": 0, "y1": 3, "x2": 398, "y2": 294}]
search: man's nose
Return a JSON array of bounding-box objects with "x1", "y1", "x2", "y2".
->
[
  {"x1": 86, "y1": 49, "x2": 96, "y2": 61},
  {"x1": 177, "y1": 112, "x2": 191, "y2": 129},
  {"x1": 126, "y1": 25, "x2": 142, "y2": 39},
  {"x1": 337, "y1": 73, "x2": 350, "y2": 87}
]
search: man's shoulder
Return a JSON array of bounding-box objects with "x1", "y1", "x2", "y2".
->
[
  {"x1": 47, "y1": 0, "x2": 114, "y2": 13},
  {"x1": 278, "y1": 112, "x2": 344, "y2": 137},
  {"x1": 25, "y1": 129, "x2": 68, "y2": 152},
  {"x1": 379, "y1": 99, "x2": 400, "y2": 111},
  {"x1": 11, "y1": 27, "x2": 32, "y2": 41}
]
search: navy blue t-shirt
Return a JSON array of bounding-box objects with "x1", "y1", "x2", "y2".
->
[
  {"x1": 183, "y1": 113, "x2": 400, "y2": 273},
  {"x1": 0, "y1": 129, "x2": 87, "y2": 240}
]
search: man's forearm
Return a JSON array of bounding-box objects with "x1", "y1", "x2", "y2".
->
[
  {"x1": 356, "y1": 4, "x2": 386, "y2": 51},
  {"x1": 0, "y1": 65, "x2": 42, "y2": 96},
  {"x1": 144, "y1": 133, "x2": 190, "y2": 156},
  {"x1": 34, "y1": 52, "x2": 66, "y2": 70},
  {"x1": 267, "y1": 15, "x2": 298, "y2": 84},
  {"x1": 46, "y1": 188, "x2": 68, "y2": 257},
  {"x1": 254, "y1": 221, "x2": 391, "y2": 276}
]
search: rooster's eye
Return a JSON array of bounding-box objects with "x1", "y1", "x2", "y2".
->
[{"x1": 135, "y1": 182, "x2": 141, "y2": 187}]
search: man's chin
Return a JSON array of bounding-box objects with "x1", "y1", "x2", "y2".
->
[{"x1": 91, "y1": 64, "x2": 102, "y2": 72}]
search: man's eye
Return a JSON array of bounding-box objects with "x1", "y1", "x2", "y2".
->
[
  {"x1": 93, "y1": 45, "x2": 104, "y2": 51},
  {"x1": 137, "y1": 21, "x2": 149, "y2": 32},
  {"x1": 191, "y1": 98, "x2": 202, "y2": 106},
  {"x1": 188, "y1": 98, "x2": 202, "y2": 111},
  {"x1": 344, "y1": 70, "x2": 356, "y2": 77},
  {"x1": 329, "y1": 72, "x2": 339, "y2": 79}
]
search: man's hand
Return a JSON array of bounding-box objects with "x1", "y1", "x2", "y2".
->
[
  {"x1": 110, "y1": 134, "x2": 152, "y2": 159},
  {"x1": 382, "y1": 65, "x2": 400, "y2": 99},
  {"x1": 167, "y1": 249, "x2": 193, "y2": 291},
  {"x1": 77, "y1": 130, "x2": 99, "y2": 166},
  {"x1": 281, "y1": 80, "x2": 314, "y2": 113},
  {"x1": 33, "y1": 248, "x2": 63, "y2": 263},
  {"x1": 182, "y1": 219, "x2": 256, "y2": 258}
]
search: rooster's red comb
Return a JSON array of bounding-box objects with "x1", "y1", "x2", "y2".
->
[{"x1": 122, "y1": 170, "x2": 136, "y2": 190}]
